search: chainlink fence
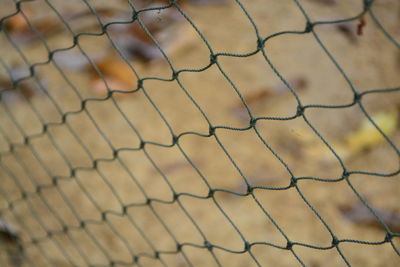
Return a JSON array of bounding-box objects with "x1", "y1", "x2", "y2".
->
[{"x1": 0, "y1": 0, "x2": 399, "y2": 266}]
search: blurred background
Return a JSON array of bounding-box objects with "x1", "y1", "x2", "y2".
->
[{"x1": 0, "y1": 0, "x2": 399, "y2": 266}]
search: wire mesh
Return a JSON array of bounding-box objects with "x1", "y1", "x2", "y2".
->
[{"x1": 0, "y1": 0, "x2": 399, "y2": 266}]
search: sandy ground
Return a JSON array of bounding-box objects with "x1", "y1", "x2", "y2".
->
[{"x1": 0, "y1": 0, "x2": 400, "y2": 266}]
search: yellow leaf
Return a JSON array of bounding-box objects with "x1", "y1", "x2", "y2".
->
[{"x1": 346, "y1": 110, "x2": 398, "y2": 152}]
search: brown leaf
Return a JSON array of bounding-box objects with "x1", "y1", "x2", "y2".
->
[
  {"x1": 236, "y1": 76, "x2": 308, "y2": 110},
  {"x1": 0, "y1": 218, "x2": 19, "y2": 243},
  {"x1": 3, "y1": 13, "x2": 29, "y2": 33},
  {"x1": 339, "y1": 203, "x2": 400, "y2": 232},
  {"x1": 357, "y1": 16, "x2": 367, "y2": 36},
  {"x1": 336, "y1": 23, "x2": 359, "y2": 43},
  {"x1": 242, "y1": 90, "x2": 273, "y2": 108},
  {"x1": 89, "y1": 57, "x2": 138, "y2": 96},
  {"x1": 108, "y1": 3, "x2": 189, "y2": 62},
  {"x1": 0, "y1": 218, "x2": 23, "y2": 267},
  {"x1": 4, "y1": 16, "x2": 63, "y2": 46},
  {"x1": 5, "y1": 7, "x2": 122, "y2": 45}
]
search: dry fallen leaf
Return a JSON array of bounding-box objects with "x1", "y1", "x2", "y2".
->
[
  {"x1": 233, "y1": 76, "x2": 308, "y2": 117},
  {"x1": 89, "y1": 57, "x2": 138, "y2": 97},
  {"x1": 4, "y1": 13, "x2": 29, "y2": 32},
  {"x1": 0, "y1": 218, "x2": 19, "y2": 243},
  {"x1": 357, "y1": 16, "x2": 367, "y2": 36},
  {"x1": 5, "y1": 7, "x2": 122, "y2": 45},
  {"x1": 0, "y1": 218, "x2": 23, "y2": 267},
  {"x1": 346, "y1": 109, "x2": 398, "y2": 153},
  {"x1": 339, "y1": 203, "x2": 400, "y2": 232},
  {"x1": 109, "y1": 5, "x2": 196, "y2": 63},
  {"x1": 4, "y1": 8, "x2": 62, "y2": 44},
  {"x1": 336, "y1": 23, "x2": 359, "y2": 43},
  {"x1": 288, "y1": 109, "x2": 399, "y2": 164}
]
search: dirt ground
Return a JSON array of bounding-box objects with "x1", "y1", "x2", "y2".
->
[{"x1": 0, "y1": 0, "x2": 400, "y2": 266}]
